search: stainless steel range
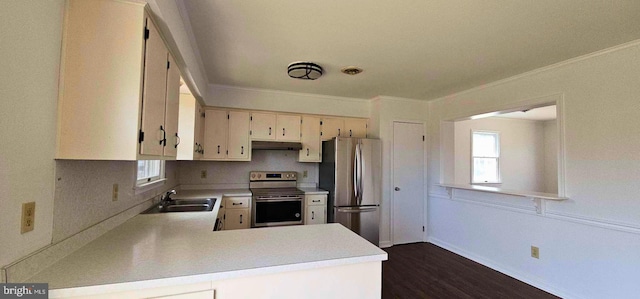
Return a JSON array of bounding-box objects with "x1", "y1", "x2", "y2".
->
[{"x1": 250, "y1": 171, "x2": 304, "y2": 227}]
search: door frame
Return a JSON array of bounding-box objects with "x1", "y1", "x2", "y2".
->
[{"x1": 390, "y1": 120, "x2": 428, "y2": 245}]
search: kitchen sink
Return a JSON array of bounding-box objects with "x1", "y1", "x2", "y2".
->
[{"x1": 142, "y1": 198, "x2": 216, "y2": 214}]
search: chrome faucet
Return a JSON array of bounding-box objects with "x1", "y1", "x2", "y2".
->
[{"x1": 159, "y1": 189, "x2": 176, "y2": 207}]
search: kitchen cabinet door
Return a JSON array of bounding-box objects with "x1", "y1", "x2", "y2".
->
[
  {"x1": 306, "y1": 205, "x2": 326, "y2": 225},
  {"x1": 203, "y1": 109, "x2": 228, "y2": 160},
  {"x1": 298, "y1": 116, "x2": 321, "y2": 162},
  {"x1": 277, "y1": 114, "x2": 301, "y2": 141},
  {"x1": 227, "y1": 111, "x2": 251, "y2": 160},
  {"x1": 163, "y1": 54, "x2": 181, "y2": 157},
  {"x1": 194, "y1": 101, "x2": 204, "y2": 159},
  {"x1": 139, "y1": 16, "x2": 169, "y2": 157},
  {"x1": 251, "y1": 112, "x2": 276, "y2": 140},
  {"x1": 321, "y1": 118, "x2": 344, "y2": 141},
  {"x1": 344, "y1": 118, "x2": 367, "y2": 138},
  {"x1": 225, "y1": 209, "x2": 250, "y2": 230}
]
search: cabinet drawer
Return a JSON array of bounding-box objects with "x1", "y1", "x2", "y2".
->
[
  {"x1": 306, "y1": 194, "x2": 326, "y2": 206},
  {"x1": 225, "y1": 197, "x2": 250, "y2": 209}
]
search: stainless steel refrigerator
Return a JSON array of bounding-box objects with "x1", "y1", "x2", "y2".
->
[{"x1": 319, "y1": 137, "x2": 381, "y2": 246}]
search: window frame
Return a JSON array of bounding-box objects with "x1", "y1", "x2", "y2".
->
[
  {"x1": 471, "y1": 130, "x2": 501, "y2": 184},
  {"x1": 136, "y1": 160, "x2": 166, "y2": 188}
]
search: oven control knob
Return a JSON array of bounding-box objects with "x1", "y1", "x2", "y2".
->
[
  {"x1": 251, "y1": 174, "x2": 255, "y2": 178},
  {"x1": 291, "y1": 173, "x2": 296, "y2": 178},
  {"x1": 295, "y1": 213, "x2": 300, "y2": 218},
  {"x1": 258, "y1": 174, "x2": 262, "y2": 178},
  {"x1": 285, "y1": 174, "x2": 290, "y2": 178}
]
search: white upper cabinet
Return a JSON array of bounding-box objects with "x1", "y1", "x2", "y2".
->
[
  {"x1": 344, "y1": 118, "x2": 368, "y2": 138},
  {"x1": 298, "y1": 116, "x2": 321, "y2": 162},
  {"x1": 177, "y1": 94, "x2": 204, "y2": 160},
  {"x1": 139, "y1": 16, "x2": 168, "y2": 157},
  {"x1": 203, "y1": 109, "x2": 228, "y2": 160},
  {"x1": 227, "y1": 111, "x2": 251, "y2": 160},
  {"x1": 163, "y1": 54, "x2": 181, "y2": 157},
  {"x1": 321, "y1": 118, "x2": 344, "y2": 141},
  {"x1": 276, "y1": 114, "x2": 302, "y2": 141},
  {"x1": 203, "y1": 109, "x2": 250, "y2": 161},
  {"x1": 250, "y1": 112, "x2": 277, "y2": 140},
  {"x1": 55, "y1": 0, "x2": 180, "y2": 160}
]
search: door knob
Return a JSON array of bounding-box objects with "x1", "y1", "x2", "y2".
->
[{"x1": 395, "y1": 187, "x2": 400, "y2": 191}]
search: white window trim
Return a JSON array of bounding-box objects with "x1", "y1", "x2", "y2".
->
[
  {"x1": 135, "y1": 160, "x2": 166, "y2": 194},
  {"x1": 471, "y1": 130, "x2": 501, "y2": 184}
]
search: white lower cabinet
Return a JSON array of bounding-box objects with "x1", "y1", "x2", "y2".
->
[
  {"x1": 304, "y1": 194, "x2": 327, "y2": 225},
  {"x1": 222, "y1": 197, "x2": 251, "y2": 230}
]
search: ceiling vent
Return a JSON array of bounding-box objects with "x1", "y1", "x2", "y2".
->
[
  {"x1": 341, "y1": 66, "x2": 363, "y2": 75},
  {"x1": 287, "y1": 62, "x2": 323, "y2": 80}
]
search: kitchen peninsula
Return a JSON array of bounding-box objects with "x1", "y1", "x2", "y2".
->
[{"x1": 26, "y1": 209, "x2": 387, "y2": 298}]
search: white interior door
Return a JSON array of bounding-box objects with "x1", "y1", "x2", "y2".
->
[{"x1": 392, "y1": 121, "x2": 425, "y2": 244}]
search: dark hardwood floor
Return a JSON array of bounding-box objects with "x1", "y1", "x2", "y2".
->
[{"x1": 382, "y1": 243, "x2": 559, "y2": 299}]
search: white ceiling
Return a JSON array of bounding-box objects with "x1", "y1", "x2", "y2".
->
[
  {"x1": 497, "y1": 105, "x2": 557, "y2": 121},
  {"x1": 179, "y1": 0, "x2": 640, "y2": 100}
]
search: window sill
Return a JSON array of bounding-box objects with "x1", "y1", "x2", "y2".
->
[
  {"x1": 438, "y1": 183, "x2": 568, "y2": 214},
  {"x1": 135, "y1": 178, "x2": 167, "y2": 195}
]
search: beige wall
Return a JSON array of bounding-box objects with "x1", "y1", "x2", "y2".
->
[
  {"x1": 207, "y1": 84, "x2": 370, "y2": 118},
  {"x1": 454, "y1": 117, "x2": 545, "y2": 192},
  {"x1": 52, "y1": 161, "x2": 178, "y2": 243},
  {"x1": 178, "y1": 151, "x2": 318, "y2": 186},
  {"x1": 0, "y1": 0, "x2": 64, "y2": 267}
]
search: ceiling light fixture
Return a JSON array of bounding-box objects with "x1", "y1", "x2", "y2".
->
[
  {"x1": 287, "y1": 62, "x2": 323, "y2": 80},
  {"x1": 341, "y1": 66, "x2": 363, "y2": 75}
]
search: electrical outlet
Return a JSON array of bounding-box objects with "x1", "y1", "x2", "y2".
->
[
  {"x1": 112, "y1": 184, "x2": 119, "y2": 201},
  {"x1": 531, "y1": 246, "x2": 540, "y2": 259},
  {"x1": 303, "y1": 170, "x2": 308, "y2": 178},
  {"x1": 21, "y1": 202, "x2": 36, "y2": 234},
  {"x1": 201, "y1": 170, "x2": 207, "y2": 179}
]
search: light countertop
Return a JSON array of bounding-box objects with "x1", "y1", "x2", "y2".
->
[
  {"x1": 172, "y1": 188, "x2": 252, "y2": 199},
  {"x1": 299, "y1": 187, "x2": 329, "y2": 195},
  {"x1": 28, "y1": 211, "x2": 386, "y2": 297}
]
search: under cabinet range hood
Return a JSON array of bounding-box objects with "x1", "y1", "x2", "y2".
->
[{"x1": 252, "y1": 141, "x2": 303, "y2": 150}]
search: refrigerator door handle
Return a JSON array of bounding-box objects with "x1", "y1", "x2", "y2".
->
[
  {"x1": 336, "y1": 207, "x2": 378, "y2": 213},
  {"x1": 354, "y1": 142, "x2": 360, "y2": 204},
  {"x1": 358, "y1": 139, "x2": 364, "y2": 205}
]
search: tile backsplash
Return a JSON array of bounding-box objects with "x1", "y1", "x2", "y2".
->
[{"x1": 178, "y1": 150, "x2": 318, "y2": 186}]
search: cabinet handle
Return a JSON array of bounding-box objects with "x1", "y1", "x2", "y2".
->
[
  {"x1": 269, "y1": 127, "x2": 272, "y2": 135},
  {"x1": 240, "y1": 214, "x2": 243, "y2": 224},
  {"x1": 312, "y1": 211, "x2": 315, "y2": 220},
  {"x1": 175, "y1": 133, "x2": 180, "y2": 148},
  {"x1": 349, "y1": 129, "x2": 352, "y2": 137},
  {"x1": 217, "y1": 145, "x2": 220, "y2": 154},
  {"x1": 312, "y1": 200, "x2": 320, "y2": 203},
  {"x1": 241, "y1": 146, "x2": 244, "y2": 155},
  {"x1": 307, "y1": 148, "x2": 309, "y2": 156},
  {"x1": 338, "y1": 128, "x2": 341, "y2": 136},
  {"x1": 159, "y1": 125, "x2": 166, "y2": 146},
  {"x1": 283, "y1": 128, "x2": 285, "y2": 136},
  {"x1": 232, "y1": 202, "x2": 243, "y2": 206}
]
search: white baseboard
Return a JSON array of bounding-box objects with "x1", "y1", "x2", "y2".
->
[{"x1": 427, "y1": 237, "x2": 582, "y2": 299}]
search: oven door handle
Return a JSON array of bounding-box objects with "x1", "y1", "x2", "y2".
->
[{"x1": 255, "y1": 197, "x2": 303, "y2": 202}]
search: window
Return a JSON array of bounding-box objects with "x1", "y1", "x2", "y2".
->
[
  {"x1": 472, "y1": 131, "x2": 500, "y2": 183},
  {"x1": 136, "y1": 160, "x2": 165, "y2": 186}
]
